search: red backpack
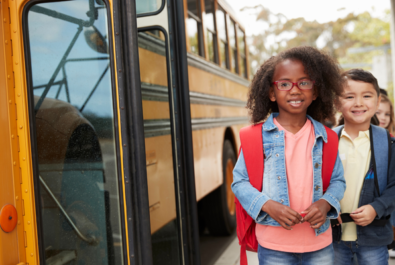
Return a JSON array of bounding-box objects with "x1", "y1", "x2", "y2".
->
[{"x1": 235, "y1": 122, "x2": 339, "y2": 265}]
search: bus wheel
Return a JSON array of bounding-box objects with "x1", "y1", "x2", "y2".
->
[{"x1": 202, "y1": 140, "x2": 236, "y2": 236}]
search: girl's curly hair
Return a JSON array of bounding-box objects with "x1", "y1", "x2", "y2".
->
[{"x1": 247, "y1": 46, "x2": 344, "y2": 123}]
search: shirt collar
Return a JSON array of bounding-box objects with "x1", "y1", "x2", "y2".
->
[{"x1": 341, "y1": 129, "x2": 370, "y2": 140}]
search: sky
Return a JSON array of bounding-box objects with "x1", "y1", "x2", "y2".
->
[{"x1": 225, "y1": 0, "x2": 391, "y2": 37}]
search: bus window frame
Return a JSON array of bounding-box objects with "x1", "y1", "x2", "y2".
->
[
  {"x1": 21, "y1": 1, "x2": 45, "y2": 259},
  {"x1": 137, "y1": 0, "x2": 201, "y2": 263},
  {"x1": 114, "y1": 0, "x2": 155, "y2": 263},
  {"x1": 136, "y1": 0, "x2": 166, "y2": 18},
  {"x1": 202, "y1": 0, "x2": 218, "y2": 64},
  {"x1": 228, "y1": 17, "x2": 238, "y2": 74},
  {"x1": 185, "y1": 0, "x2": 250, "y2": 80},
  {"x1": 185, "y1": 0, "x2": 205, "y2": 57},
  {"x1": 215, "y1": 4, "x2": 229, "y2": 70},
  {"x1": 165, "y1": 1, "x2": 202, "y2": 263},
  {"x1": 137, "y1": 25, "x2": 186, "y2": 264},
  {"x1": 21, "y1": 0, "x2": 149, "y2": 264},
  {"x1": 237, "y1": 25, "x2": 247, "y2": 78}
]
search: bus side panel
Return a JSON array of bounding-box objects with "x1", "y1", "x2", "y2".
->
[
  {"x1": 231, "y1": 124, "x2": 243, "y2": 152},
  {"x1": 187, "y1": 63, "x2": 248, "y2": 201},
  {"x1": 0, "y1": 0, "x2": 26, "y2": 263},
  {"x1": 190, "y1": 103, "x2": 247, "y2": 119},
  {"x1": 192, "y1": 124, "x2": 245, "y2": 202},
  {"x1": 187, "y1": 65, "x2": 249, "y2": 101},
  {"x1": 0, "y1": 33, "x2": 20, "y2": 265},
  {"x1": 145, "y1": 135, "x2": 177, "y2": 234},
  {"x1": 192, "y1": 128, "x2": 224, "y2": 201}
]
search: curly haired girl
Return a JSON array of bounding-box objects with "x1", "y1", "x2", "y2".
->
[
  {"x1": 247, "y1": 46, "x2": 344, "y2": 124},
  {"x1": 232, "y1": 46, "x2": 346, "y2": 265}
]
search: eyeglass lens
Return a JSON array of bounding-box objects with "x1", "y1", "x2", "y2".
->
[{"x1": 277, "y1": 80, "x2": 313, "y2": 90}]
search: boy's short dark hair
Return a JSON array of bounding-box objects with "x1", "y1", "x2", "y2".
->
[{"x1": 341, "y1": 69, "x2": 380, "y2": 96}]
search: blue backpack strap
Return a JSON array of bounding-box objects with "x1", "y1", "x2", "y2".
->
[
  {"x1": 370, "y1": 125, "x2": 390, "y2": 195},
  {"x1": 332, "y1": 125, "x2": 344, "y2": 139}
]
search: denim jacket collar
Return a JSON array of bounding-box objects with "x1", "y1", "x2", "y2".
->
[{"x1": 262, "y1": 113, "x2": 328, "y2": 143}]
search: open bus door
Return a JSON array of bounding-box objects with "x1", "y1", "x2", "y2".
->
[
  {"x1": 0, "y1": 0, "x2": 199, "y2": 264},
  {"x1": 22, "y1": 0, "x2": 148, "y2": 264}
]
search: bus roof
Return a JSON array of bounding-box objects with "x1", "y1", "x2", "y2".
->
[{"x1": 217, "y1": 0, "x2": 245, "y2": 30}]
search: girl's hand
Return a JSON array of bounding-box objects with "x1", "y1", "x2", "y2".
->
[
  {"x1": 331, "y1": 212, "x2": 342, "y2": 227},
  {"x1": 350, "y1": 205, "x2": 377, "y2": 226},
  {"x1": 302, "y1": 199, "x2": 332, "y2": 229},
  {"x1": 262, "y1": 200, "x2": 303, "y2": 230}
]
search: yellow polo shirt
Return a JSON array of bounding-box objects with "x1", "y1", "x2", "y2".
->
[{"x1": 339, "y1": 129, "x2": 371, "y2": 241}]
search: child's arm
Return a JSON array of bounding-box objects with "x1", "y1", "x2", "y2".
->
[
  {"x1": 303, "y1": 153, "x2": 346, "y2": 227},
  {"x1": 232, "y1": 149, "x2": 302, "y2": 229},
  {"x1": 349, "y1": 205, "x2": 377, "y2": 226},
  {"x1": 352, "y1": 143, "x2": 395, "y2": 225}
]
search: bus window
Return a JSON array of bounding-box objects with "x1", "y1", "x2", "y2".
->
[
  {"x1": 237, "y1": 27, "x2": 247, "y2": 78},
  {"x1": 136, "y1": 0, "x2": 163, "y2": 15},
  {"x1": 138, "y1": 29, "x2": 182, "y2": 265},
  {"x1": 187, "y1": 0, "x2": 203, "y2": 56},
  {"x1": 216, "y1": 5, "x2": 229, "y2": 69},
  {"x1": 146, "y1": 29, "x2": 166, "y2": 41},
  {"x1": 228, "y1": 18, "x2": 238, "y2": 74},
  {"x1": 25, "y1": 0, "x2": 124, "y2": 263},
  {"x1": 204, "y1": 0, "x2": 217, "y2": 63}
]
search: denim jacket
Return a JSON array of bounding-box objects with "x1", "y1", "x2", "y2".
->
[{"x1": 232, "y1": 113, "x2": 346, "y2": 236}]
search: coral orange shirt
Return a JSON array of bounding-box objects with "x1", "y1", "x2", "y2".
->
[{"x1": 256, "y1": 118, "x2": 332, "y2": 253}]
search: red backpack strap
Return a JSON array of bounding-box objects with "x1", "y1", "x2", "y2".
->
[
  {"x1": 239, "y1": 123, "x2": 264, "y2": 191},
  {"x1": 322, "y1": 126, "x2": 339, "y2": 192},
  {"x1": 236, "y1": 123, "x2": 264, "y2": 265}
]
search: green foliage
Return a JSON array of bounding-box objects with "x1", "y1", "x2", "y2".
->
[
  {"x1": 245, "y1": 5, "x2": 391, "y2": 75},
  {"x1": 387, "y1": 82, "x2": 394, "y2": 105},
  {"x1": 349, "y1": 11, "x2": 390, "y2": 46}
]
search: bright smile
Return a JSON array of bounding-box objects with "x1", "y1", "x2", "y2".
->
[
  {"x1": 288, "y1": 100, "x2": 303, "y2": 107},
  {"x1": 351, "y1": 110, "x2": 367, "y2": 115}
]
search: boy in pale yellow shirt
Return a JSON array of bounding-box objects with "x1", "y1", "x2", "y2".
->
[{"x1": 333, "y1": 69, "x2": 395, "y2": 265}]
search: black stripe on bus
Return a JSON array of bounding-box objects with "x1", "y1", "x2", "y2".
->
[
  {"x1": 141, "y1": 82, "x2": 246, "y2": 107},
  {"x1": 143, "y1": 117, "x2": 249, "y2": 138}
]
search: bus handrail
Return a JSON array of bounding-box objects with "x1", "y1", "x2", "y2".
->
[{"x1": 39, "y1": 175, "x2": 98, "y2": 245}]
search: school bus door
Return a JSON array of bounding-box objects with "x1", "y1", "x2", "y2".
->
[{"x1": 1, "y1": 0, "x2": 200, "y2": 264}]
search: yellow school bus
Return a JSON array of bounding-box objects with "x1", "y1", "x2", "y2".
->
[{"x1": 0, "y1": 0, "x2": 249, "y2": 264}]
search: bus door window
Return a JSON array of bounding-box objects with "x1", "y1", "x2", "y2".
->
[
  {"x1": 136, "y1": 0, "x2": 163, "y2": 15},
  {"x1": 25, "y1": 0, "x2": 124, "y2": 263},
  {"x1": 237, "y1": 27, "x2": 247, "y2": 78},
  {"x1": 138, "y1": 29, "x2": 182, "y2": 265},
  {"x1": 228, "y1": 18, "x2": 238, "y2": 74},
  {"x1": 186, "y1": 0, "x2": 204, "y2": 56},
  {"x1": 216, "y1": 5, "x2": 229, "y2": 69},
  {"x1": 203, "y1": 0, "x2": 218, "y2": 63}
]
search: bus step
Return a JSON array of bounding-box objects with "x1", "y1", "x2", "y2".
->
[{"x1": 46, "y1": 250, "x2": 77, "y2": 265}]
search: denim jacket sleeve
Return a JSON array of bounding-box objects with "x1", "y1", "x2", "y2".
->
[
  {"x1": 231, "y1": 149, "x2": 271, "y2": 222},
  {"x1": 369, "y1": 143, "x2": 395, "y2": 218},
  {"x1": 319, "y1": 152, "x2": 346, "y2": 219}
]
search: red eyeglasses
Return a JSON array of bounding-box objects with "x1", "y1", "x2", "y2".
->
[{"x1": 272, "y1": 80, "x2": 315, "y2": 91}]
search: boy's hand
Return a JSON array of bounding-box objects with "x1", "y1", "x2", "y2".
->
[
  {"x1": 350, "y1": 205, "x2": 377, "y2": 226},
  {"x1": 262, "y1": 200, "x2": 302, "y2": 230},
  {"x1": 302, "y1": 199, "x2": 332, "y2": 229}
]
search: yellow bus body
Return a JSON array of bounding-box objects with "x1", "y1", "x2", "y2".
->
[{"x1": 0, "y1": 0, "x2": 249, "y2": 263}]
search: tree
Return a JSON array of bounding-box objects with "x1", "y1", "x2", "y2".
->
[{"x1": 243, "y1": 5, "x2": 391, "y2": 76}]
